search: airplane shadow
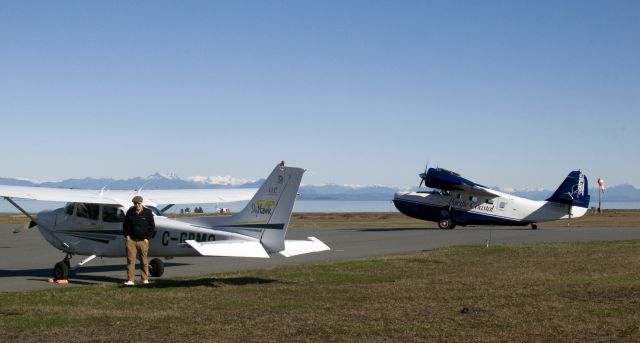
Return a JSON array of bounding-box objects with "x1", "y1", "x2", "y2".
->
[
  {"x1": 355, "y1": 226, "x2": 536, "y2": 232},
  {"x1": 354, "y1": 227, "x2": 441, "y2": 232},
  {"x1": 0, "y1": 262, "x2": 190, "y2": 285},
  {"x1": 1, "y1": 264, "x2": 278, "y2": 288},
  {"x1": 148, "y1": 277, "x2": 278, "y2": 289}
]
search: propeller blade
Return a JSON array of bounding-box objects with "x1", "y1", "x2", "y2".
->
[
  {"x1": 12, "y1": 220, "x2": 37, "y2": 234},
  {"x1": 13, "y1": 222, "x2": 30, "y2": 234},
  {"x1": 419, "y1": 179, "x2": 424, "y2": 188}
]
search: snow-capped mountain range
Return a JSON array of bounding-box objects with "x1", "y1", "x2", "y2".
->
[{"x1": 0, "y1": 174, "x2": 639, "y2": 201}]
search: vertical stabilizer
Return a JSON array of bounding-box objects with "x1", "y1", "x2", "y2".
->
[
  {"x1": 546, "y1": 171, "x2": 590, "y2": 208},
  {"x1": 228, "y1": 162, "x2": 304, "y2": 253}
]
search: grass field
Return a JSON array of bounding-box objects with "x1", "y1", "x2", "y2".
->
[
  {"x1": 2, "y1": 209, "x2": 640, "y2": 228},
  {"x1": 1, "y1": 240, "x2": 640, "y2": 342},
  {"x1": 2, "y1": 210, "x2": 639, "y2": 341}
]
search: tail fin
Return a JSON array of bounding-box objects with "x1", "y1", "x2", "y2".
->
[
  {"x1": 546, "y1": 171, "x2": 590, "y2": 208},
  {"x1": 227, "y1": 162, "x2": 304, "y2": 253}
]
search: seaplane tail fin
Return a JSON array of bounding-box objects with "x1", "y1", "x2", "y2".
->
[{"x1": 547, "y1": 171, "x2": 590, "y2": 208}]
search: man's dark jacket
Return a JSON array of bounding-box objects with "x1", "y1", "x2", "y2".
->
[{"x1": 122, "y1": 207, "x2": 155, "y2": 241}]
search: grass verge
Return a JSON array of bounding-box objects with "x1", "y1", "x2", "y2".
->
[{"x1": 1, "y1": 240, "x2": 640, "y2": 342}]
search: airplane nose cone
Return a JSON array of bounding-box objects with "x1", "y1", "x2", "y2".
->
[{"x1": 35, "y1": 209, "x2": 57, "y2": 230}]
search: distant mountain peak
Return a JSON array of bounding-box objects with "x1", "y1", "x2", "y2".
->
[
  {"x1": 146, "y1": 172, "x2": 180, "y2": 180},
  {"x1": 187, "y1": 175, "x2": 255, "y2": 186}
]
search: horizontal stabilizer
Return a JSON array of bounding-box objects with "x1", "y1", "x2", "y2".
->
[
  {"x1": 280, "y1": 237, "x2": 331, "y2": 257},
  {"x1": 185, "y1": 239, "x2": 269, "y2": 258}
]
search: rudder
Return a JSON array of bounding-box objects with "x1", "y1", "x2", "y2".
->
[
  {"x1": 229, "y1": 162, "x2": 304, "y2": 253},
  {"x1": 546, "y1": 171, "x2": 590, "y2": 208}
]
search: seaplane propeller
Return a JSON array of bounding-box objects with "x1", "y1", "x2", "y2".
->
[{"x1": 418, "y1": 162, "x2": 429, "y2": 189}]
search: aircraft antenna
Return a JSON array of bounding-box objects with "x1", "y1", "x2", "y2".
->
[
  {"x1": 137, "y1": 180, "x2": 154, "y2": 194},
  {"x1": 99, "y1": 181, "x2": 113, "y2": 198}
]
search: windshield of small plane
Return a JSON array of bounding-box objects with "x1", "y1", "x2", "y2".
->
[
  {"x1": 76, "y1": 203, "x2": 100, "y2": 220},
  {"x1": 102, "y1": 205, "x2": 125, "y2": 223}
]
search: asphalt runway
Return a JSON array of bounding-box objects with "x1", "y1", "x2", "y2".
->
[{"x1": 3, "y1": 222, "x2": 640, "y2": 292}]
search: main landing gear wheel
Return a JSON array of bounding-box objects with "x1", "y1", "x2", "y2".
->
[
  {"x1": 438, "y1": 219, "x2": 455, "y2": 230},
  {"x1": 53, "y1": 261, "x2": 69, "y2": 280},
  {"x1": 531, "y1": 224, "x2": 538, "y2": 230},
  {"x1": 149, "y1": 258, "x2": 164, "y2": 277}
]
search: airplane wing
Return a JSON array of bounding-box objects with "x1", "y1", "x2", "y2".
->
[
  {"x1": 134, "y1": 188, "x2": 259, "y2": 206},
  {"x1": 455, "y1": 184, "x2": 503, "y2": 198},
  {"x1": 0, "y1": 185, "x2": 258, "y2": 207},
  {"x1": 0, "y1": 185, "x2": 124, "y2": 205},
  {"x1": 424, "y1": 168, "x2": 501, "y2": 198}
]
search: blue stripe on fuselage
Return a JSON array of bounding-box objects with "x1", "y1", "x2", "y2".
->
[{"x1": 393, "y1": 198, "x2": 530, "y2": 227}]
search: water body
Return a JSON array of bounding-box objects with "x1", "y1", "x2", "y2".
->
[{"x1": 0, "y1": 199, "x2": 638, "y2": 215}]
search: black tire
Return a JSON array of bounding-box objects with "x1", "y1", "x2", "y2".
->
[
  {"x1": 149, "y1": 258, "x2": 164, "y2": 277},
  {"x1": 438, "y1": 219, "x2": 453, "y2": 230},
  {"x1": 531, "y1": 224, "x2": 538, "y2": 230},
  {"x1": 54, "y1": 261, "x2": 69, "y2": 280}
]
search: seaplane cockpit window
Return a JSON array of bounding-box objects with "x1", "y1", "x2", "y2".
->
[
  {"x1": 77, "y1": 203, "x2": 100, "y2": 220},
  {"x1": 103, "y1": 205, "x2": 125, "y2": 223}
]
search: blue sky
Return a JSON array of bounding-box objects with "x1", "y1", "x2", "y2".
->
[{"x1": 1, "y1": 1, "x2": 638, "y2": 190}]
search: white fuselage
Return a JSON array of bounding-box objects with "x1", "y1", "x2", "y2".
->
[
  {"x1": 36, "y1": 205, "x2": 260, "y2": 258},
  {"x1": 393, "y1": 189, "x2": 587, "y2": 226}
]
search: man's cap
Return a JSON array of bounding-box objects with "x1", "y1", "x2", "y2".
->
[{"x1": 132, "y1": 195, "x2": 143, "y2": 203}]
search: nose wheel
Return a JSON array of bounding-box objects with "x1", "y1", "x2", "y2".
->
[
  {"x1": 53, "y1": 254, "x2": 72, "y2": 280},
  {"x1": 438, "y1": 219, "x2": 456, "y2": 230}
]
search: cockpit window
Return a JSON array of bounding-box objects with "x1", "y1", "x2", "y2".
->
[
  {"x1": 77, "y1": 203, "x2": 100, "y2": 220},
  {"x1": 64, "y1": 203, "x2": 75, "y2": 215},
  {"x1": 103, "y1": 205, "x2": 125, "y2": 223}
]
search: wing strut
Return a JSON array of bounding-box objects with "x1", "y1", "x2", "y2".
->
[
  {"x1": 3, "y1": 197, "x2": 37, "y2": 223},
  {"x1": 160, "y1": 204, "x2": 174, "y2": 214}
]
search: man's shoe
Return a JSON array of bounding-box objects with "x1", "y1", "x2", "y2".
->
[
  {"x1": 142, "y1": 280, "x2": 149, "y2": 285},
  {"x1": 124, "y1": 281, "x2": 135, "y2": 286}
]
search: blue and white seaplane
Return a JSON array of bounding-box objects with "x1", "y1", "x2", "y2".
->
[{"x1": 393, "y1": 167, "x2": 590, "y2": 230}]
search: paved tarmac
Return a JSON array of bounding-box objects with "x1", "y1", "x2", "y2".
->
[{"x1": 2, "y1": 222, "x2": 640, "y2": 292}]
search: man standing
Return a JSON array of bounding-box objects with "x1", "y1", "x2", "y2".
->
[{"x1": 122, "y1": 195, "x2": 155, "y2": 285}]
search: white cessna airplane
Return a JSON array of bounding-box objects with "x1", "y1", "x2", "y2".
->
[
  {"x1": 1, "y1": 162, "x2": 330, "y2": 280},
  {"x1": 393, "y1": 167, "x2": 590, "y2": 230}
]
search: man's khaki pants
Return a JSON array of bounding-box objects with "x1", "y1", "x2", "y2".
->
[{"x1": 126, "y1": 239, "x2": 149, "y2": 282}]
